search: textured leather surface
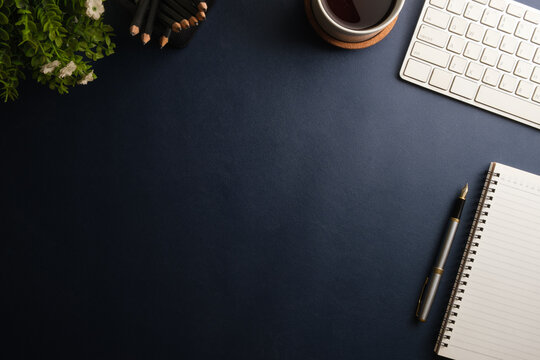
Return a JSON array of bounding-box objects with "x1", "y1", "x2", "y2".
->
[{"x1": 3, "y1": 0, "x2": 540, "y2": 359}]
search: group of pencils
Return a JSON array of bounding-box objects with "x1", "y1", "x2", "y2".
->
[{"x1": 129, "y1": 0, "x2": 208, "y2": 48}]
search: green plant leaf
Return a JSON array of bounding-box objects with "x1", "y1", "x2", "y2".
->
[
  {"x1": 2, "y1": 0, "x2": 116, "y2": 101},
  {"x1": 0, "y1": 28, "x2": 8, "y2": 41},
  {"x1": 24, "y1": 45, "x2": 36, "y2": 57}
]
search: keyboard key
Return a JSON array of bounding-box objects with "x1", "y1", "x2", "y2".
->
[
  {"x1": 500, "y1": 74, "x2": 518, "y2": 92},
  {"x1": 534, "y1": 87, "x2": 540, "y2": 103},
  {"x1": 524, "y1": 10, "x2": 540, "y2": 24},
  {"x1": 404, "y1": 59, "x2": 432, "y2": 82},
  {"x1": 449, "y1": 16, "x2": 468, "y2": 35},
  {"x1": 448, "y1": 35, "x2": 466, "y2": 53},
  {"x1": 411, "y1": 41, "x2": 450, "y2": 67},
  {"x1": 418, "y1": 24, "x2": 450, "y2": 48},
  {"x1": 483, "y1": 29, "x2": 501, "y2": 47},
  {"x1": 516, "y1": 42, "x2": 535, "y2": 60},
  {"x1": 431, "y1": 0, "x2": 448, "y2": 9},
  {"x1": 489, "y1": 0, "x2": 506, "y2": 11},
  {"x1": 532, "y1": 28, "x2": 540, "y2": 45},
  {"x1": 499, "y1": 35, "x2": 518, "y2": 53},
  {"x1": 448, "y1": 0, "x2": 467, "y2": 15},
  {"x1": 483, "y1": 68, "x2": 501, "y2": 85},
  {"x1": 466, "y1": 62, "x2": 485, "y2": 80},
  {"x1": 514, "y1": 21, "x2": 534, "y2": 40},
  {"x1": 466, "y1": 23, "x2": 485, "y2": 41},
  {"x1": 498, "y1": 15, "x2": 518, "y2": 33},
  {"x1": 481, "y1": 8, "x2": 501, "y2": 27},
  {"x1": 451, "y1": 76, "x2": 478, "y2": 98},
  {"x1": 481, "y1": 48, "x2": 498, "y2": 66},
  {"x1": 464, "y1": 41, "x2": 482, "y2": 59},
  {"x1": 450, "y1": 55, "x2": 468, "y2": 74},
  {"x1": 476, "y1": 85, "x2": 540, "y2": 123},
  {"x1": 514, "y1": 60, "x2": 533, "y2": 78},
  {"x1": 430, "y1": 68, "x2": 454, "y2": 90},
  {"x1": 532, "y1": 67, "x2": 540, "y2": 84},
  {"x1": 497, "y1": 53, "x2": 515, "y2": 72},
  {"x1": 401, "y1": 0, "x2": 540, "y2": 128},
  {"x1": 464, "y1": 2, "x2": 484, "y2": 21},
  {"x1": 507, "y1": 4, "x2": 525, "y2": 18},
  {"x1": 516, "y1": 81, "x2": 535, "y2": 98},
  {"x1": 425, "y1": 7, "x2": 451, "y2": 29}
]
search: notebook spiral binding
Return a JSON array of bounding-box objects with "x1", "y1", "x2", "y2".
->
[{"x1": 434, "y1": 168, "x2": 501, "y2": 352}]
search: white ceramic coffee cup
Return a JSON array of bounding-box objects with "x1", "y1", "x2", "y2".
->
[{"x1": 311, "y1": 0, "x2": 405, "y2": 43}]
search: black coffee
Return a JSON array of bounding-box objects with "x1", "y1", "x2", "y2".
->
[{"x1": 322, "y1": 0, "x2": 396, "y2": 30}]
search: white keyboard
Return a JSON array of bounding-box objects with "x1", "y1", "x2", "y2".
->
[{"x1": 400, "y1": 0, "x2": 540, "y2": 129}]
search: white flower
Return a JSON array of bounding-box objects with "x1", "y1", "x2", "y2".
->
[
  {"x1": 58, "y1": 61, "x2": 77, "y2": 78},
  {"x1": 40, "y1": 60, "x2": 60, "y2": 74},
  {"x1": 78, "y1": 71, "x2": 95, "y2": 85},
  {"x1": 85, "y1": 0, "x2": 105, "y2": 20}
]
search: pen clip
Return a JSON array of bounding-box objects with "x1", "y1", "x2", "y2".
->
[{"x1": 416, "y1": 276, "x2": 429, "y2": 318}]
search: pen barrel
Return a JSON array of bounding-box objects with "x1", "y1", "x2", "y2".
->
[
  {"x1": 451, "y1": 197, "x2": 466, "y2": 220},
  {"x1": 418, "y1": 271, "x2": 442, "y2": 322},
  {"x1": 434, "y1": 218, "x2": 459, "y2": 269}
]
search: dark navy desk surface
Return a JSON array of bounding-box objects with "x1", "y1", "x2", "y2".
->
[{"x1": 3, "y1": 1, "x2": 540, "y2": 359}]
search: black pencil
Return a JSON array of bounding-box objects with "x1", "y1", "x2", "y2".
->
[
  {"x1": 189, "y1": 0, "x2": 207, "y2": 12},
  {"x1": 161, "y1": 0, "x2": 197, "y2": 27},
  {"x1": 159, "y1": 5, "x2": 189, "y2": 30},
  {"x1": 160, "y1": 3, "x2": 191, "y2": 30},
  {"x1": 158, "y1": 10, "x2": 182, "y2": 32},
  {"x1": 160, "y1": 2, "x2": 188, "y2": 23},
  {"x1": 142, "y1": 0, "x2": 160, "y2": 44},
  {"x1": 162, "y1": 10, "x2": 183, "y2": 32},
  {"x1": 160, "y1": 27, "x2": 172, "y2": 49},
  {"x1": 175, "y1": 0, "x2": 206, "y2": 21},
  {"x1": 162, "y1": 0, "x2": 191, "y2": 30},
  {"x1": 162, "y1": 0, "x2": 198, "y2": 26},
  {"x1": 130, "y1": 0, "x2": 150, "y2": 36}
]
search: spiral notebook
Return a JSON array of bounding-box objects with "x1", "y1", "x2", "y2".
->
[{"x1": 436, "y1": 163, "x2": 540, "y2": 360}]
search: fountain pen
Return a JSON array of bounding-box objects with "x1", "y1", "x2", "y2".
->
[{"x1": 416, "y1": 184, "x2": 469, "y2": 322}]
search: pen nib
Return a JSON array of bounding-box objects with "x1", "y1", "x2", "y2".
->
[{"x1": 460, "y1": 183, "x2": 469, "y2": 199}]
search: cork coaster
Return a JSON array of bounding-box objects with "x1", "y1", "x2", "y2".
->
[{"x1": 304, "y1": 0, "x2": 398, "y2": 49}]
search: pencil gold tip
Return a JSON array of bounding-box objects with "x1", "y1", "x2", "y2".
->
[
  {"x1": 181, "y1": 19, "x2": 190, "y2": 29},
  {"x1": 159, "y1": 36, "x2": 168, "y2": 49},
  {"x1": 198, "y1": 2, "x2": 208, "y2": 12},
  {"x1": 130, "y1": 25, "x2": 139, "y2": 36},
  {"x1": 196, "y1": 11, "x2": 206, "y2": 21},
  {"x1": 141, "y1": 33, "x2": 151, "y2": 44}
]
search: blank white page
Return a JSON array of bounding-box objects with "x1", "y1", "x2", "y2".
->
[{"x1": 437, "y1": 163, "x2": 540, "y2": 360}]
